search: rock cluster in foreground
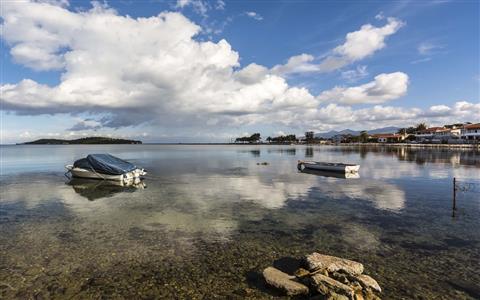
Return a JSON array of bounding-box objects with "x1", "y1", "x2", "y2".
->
[{"x1": 263, "y1": 252, "x2": 381, "y2": 299}]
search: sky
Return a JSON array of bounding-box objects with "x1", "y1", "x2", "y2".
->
[{"x1": 0, "y1": 0, "x2": 479, "y2": 144}]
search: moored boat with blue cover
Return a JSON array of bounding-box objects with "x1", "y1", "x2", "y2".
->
[{"x1": 66, "y1": 154, "x2": 146, "y2": 181}]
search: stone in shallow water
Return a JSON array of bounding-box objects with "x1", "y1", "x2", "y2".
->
[
  {"x1": 306, "y1": 253, "x2": 364, "y2": 275},
  {"x1": 356, "y1": 274, "x2": 381, "y2": 293},
  {"x1": 311, "y1": 273, "x2": 354, "y2": 297},
  {"x1": 262, "y1": 267, "x2": 309, "y2": 296}
]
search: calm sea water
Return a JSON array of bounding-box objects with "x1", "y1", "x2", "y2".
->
[{"x1": 0, "y1": 144, "x2": 479, "y2": 299}]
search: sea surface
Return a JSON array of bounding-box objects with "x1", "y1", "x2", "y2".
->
[{"x1": 0, "y1": 144, "x2": 479, "y2": 299}]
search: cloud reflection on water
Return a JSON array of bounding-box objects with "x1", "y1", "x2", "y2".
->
[
  {"x1": 1, "y1": 169, "x2": 407, "y2": 243},
  {"x1": 2, "y1": 145, "x2": 478, "y2": 241},
  {"x1": 314, "y1": 180, "x2": 406, "y2": 211}
]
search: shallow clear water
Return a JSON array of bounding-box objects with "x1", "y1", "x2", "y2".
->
[{"x1": 0, "y1": 145, "x2": 479, "y2": 299}]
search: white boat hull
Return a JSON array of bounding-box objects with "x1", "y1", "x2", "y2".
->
[
  {"x1": 66, "y1": 165, "x2": 146, "y2": 181},
  {"x1": 298, "y1": 161, "x2": 360, "y2": 173}
]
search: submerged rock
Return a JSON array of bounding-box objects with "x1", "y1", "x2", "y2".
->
[
  {"x1": 306, "y1": 253, "x2": 364, "y2": 276},
  {"x1": 311, "y1": 273, "x2": 354, "y2": 298},
  {"x1": 356, "y1": 274, "x2": 381, "y2": 293},
  {"x1": 262, "y1": 253, "x2": 381, "y2": 299},
  {"x1": 262, "y1": 267, "x2": 309, "y2": 296}
]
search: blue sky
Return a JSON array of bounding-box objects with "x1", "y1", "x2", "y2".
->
[{"x1": 1, "y1": 0, "x2": 479, "y2": 143}]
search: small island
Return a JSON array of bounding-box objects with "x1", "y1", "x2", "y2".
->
[{"x1": 22, "y1": 137, "x2": 142, "y2": 145}]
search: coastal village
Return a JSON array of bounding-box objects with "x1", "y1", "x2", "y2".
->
[{"x1": 235, "y1": 123, "x2": 480, "y2": 145}]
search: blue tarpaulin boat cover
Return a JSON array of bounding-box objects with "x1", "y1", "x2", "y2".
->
[{"x1": 73, "y1": 154, "x2": 137, "y2": 175}]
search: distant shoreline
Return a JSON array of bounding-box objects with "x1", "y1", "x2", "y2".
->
[
  {"x1": 4, "y1": 142, "x2": 479, "y2": 149},
  {"x1": 19, "y1": 137, "x2": 142, "y2": 145},
  {"x1": 329, "y1": 143, "x2": 480, "y2": 149}
]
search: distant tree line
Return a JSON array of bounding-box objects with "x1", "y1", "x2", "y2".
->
[
  {"x1": 233, "y1": 122, "x2": 473, "y2": 145},
  {"x1": 235, "y1": 133, "x2": 261, "y2": 143},
  {"x1": 266, "y1": 134, "x2": 298, "y2": 143},
  {"x1": 304, "y1": 131, "x2": 329, "y2": 144},
  {"x1": 396, "y1": 123, "x2": 427, "y2": 135},
  {"x1": 234, "y1": 132, "x2": 300, "y2": 144}
]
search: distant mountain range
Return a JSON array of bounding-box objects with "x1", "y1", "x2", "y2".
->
[
  {"x1": 314, "y1": 126, "x2": 401, "y2": 139},
  {"x1": 22, "y1": 137, "x2": 142, "y2": 145}
]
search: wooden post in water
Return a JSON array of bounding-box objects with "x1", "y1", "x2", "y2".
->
[{"x1": 453, "y1": 177, "x2": 457, "y2": 211}]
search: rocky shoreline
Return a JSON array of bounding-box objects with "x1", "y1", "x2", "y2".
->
[{"x1": 263, "y1": 253, "x2": 381, "y2": 299}]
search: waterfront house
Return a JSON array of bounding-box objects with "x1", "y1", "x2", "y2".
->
[
  {"x1": 461, "y1": 123, "x2": 480, "y2": 141},
  {"x1": 415, "y1": 127, "x2": 445, "y2": 142},
  {"x1": 415, "y1": 127, "x2": 461, "y2": 143},
  {"x1": 372, "y1": 133, "x2": 405, "y2": 143}
]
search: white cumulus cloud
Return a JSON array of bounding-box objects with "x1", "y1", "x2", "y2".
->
[
  {"x1": 317, "y1": 72, "x2": 409, "y2": 104},
  {"x1": 271, "y1": 54, "x2": 319, "y2": 75},
  {"x1": 333, "y1": 17, "x2": 404, "y2": 61},
  {"x1": 0, "y1": 1, "x2": 318, "y2": 129},
  {"x1": 272, "y1": 17, "x2": 405, "y2": 76},
  {"x1": 0, "y1": 1, "x2": 477, "y2": 139}
]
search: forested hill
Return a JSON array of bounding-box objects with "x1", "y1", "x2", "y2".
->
[{"x1": 22, "y1": 137, "x2": 142, "y2": 145}]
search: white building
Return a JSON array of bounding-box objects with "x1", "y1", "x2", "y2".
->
[
  {"x1": 461, "y1": 123, "x2": 480, "y2": 141},
  {"x1": 372, "y1": 134, "x2": 405, "y2": 143},
  {"x1": 415, "y1": 127, "x2": 461, "y2": 143}
]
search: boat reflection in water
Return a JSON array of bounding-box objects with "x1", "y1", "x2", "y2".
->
[
  {"x1": 299, "y1": 168, "x2": 360, "y2": 179},
  {"x1": 66, "y1": 177, "x2": 146, "y2": 201}
]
